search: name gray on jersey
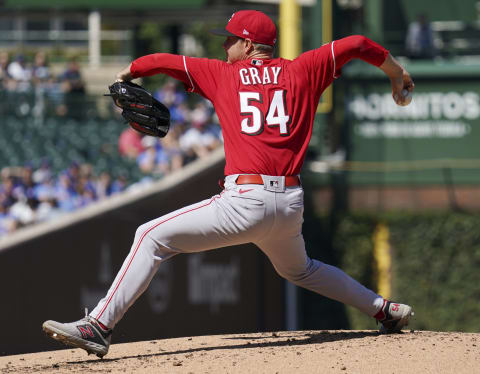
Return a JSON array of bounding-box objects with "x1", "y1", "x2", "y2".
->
[{"x1": 239, "y1": 67, "x2": 281, "y2": 86}]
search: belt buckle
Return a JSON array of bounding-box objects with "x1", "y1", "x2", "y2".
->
[{"x1": 261, "y1": 175, "x2": 285, "y2": 192}]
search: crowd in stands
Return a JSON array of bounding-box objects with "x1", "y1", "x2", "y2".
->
[
  {"x1": 0, "y1": 51, "x2": 85, "y2": 94},
  {"x1": 0, "y1": 52, "x2": 223, "y2": 238},
  {"x1": 0, "y1": 51, "x2": 86, "y2": 117},
  {"x1": 0, "y1": 162, "x2": 126, "y2": 236}
]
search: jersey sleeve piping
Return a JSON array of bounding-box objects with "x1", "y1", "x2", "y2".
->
[
  {"x1": 183, "y1": 55, "x2": 195, "y2": 92},
  {"x1": 331, "y1": 41, "x2": 339, "y2": 79}
]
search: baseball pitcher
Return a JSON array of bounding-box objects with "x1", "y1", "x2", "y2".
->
[{"x1": 43, "y1": 10, "x2": 415, "y2": 358}]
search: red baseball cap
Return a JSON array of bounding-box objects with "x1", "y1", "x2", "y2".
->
[{"x1": 211, "y1": 10, "x2": 277, "y2": 46}]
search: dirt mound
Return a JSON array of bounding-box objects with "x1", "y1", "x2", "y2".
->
[{"x1": 1, "y1": 330, "x2": 479, "y2": 373}]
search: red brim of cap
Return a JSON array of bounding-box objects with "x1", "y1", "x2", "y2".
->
[{"x1": 210, "y1": 28, "x2": 238, "y2": 38}]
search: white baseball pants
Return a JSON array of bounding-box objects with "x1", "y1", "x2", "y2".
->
[{"x1": 91, "y1": 175, "x2": 383, "y2": 328}]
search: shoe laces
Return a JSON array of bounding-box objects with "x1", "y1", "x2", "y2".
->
[
  {"x1": 83, "y1": 307, "x2": 112, "y2": 336},
  {"x1": 81, "y1": 307, "x2": 92, "y2": 323}
]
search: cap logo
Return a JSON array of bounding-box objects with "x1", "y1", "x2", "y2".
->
[{"x1": 222, "y1": 10, "x2": 276, "y2": 46}]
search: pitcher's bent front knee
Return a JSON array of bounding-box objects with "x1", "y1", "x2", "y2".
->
[
  {"x1": 275, "y1": 258, "x2": 321, "y2": 286},
  {"x1": 132, "y1": 222, "x2": 178, "y2": 261}
]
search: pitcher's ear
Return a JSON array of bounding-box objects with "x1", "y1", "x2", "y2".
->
[{"x1": 244, "y1": 38, "x2": 254, "y2": 53}]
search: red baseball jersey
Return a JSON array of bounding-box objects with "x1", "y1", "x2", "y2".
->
[{"x1": 131, "y1": 36, "x2": 388, "y2": 176}]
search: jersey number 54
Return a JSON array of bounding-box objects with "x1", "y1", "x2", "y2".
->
[{"x1": 239, "y1": 90, "x2": 291, "y2": 136}]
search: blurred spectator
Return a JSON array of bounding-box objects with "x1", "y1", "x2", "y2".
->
[
  {"x1": 31, "y1": 51, "x2": 51, "y2": 86},
  {"x1": 60, "y1": 57, "x2": 85, "y2": 94},
  {"x1": 66, "y1": 162, "x2": 81, "y2": 184},
  {"x1": 137, "y1": 136, "x2": 170, "y2": 176},
  {"x1": 9, "y1": 196, "x2": 37, "y2": 226},
  {"x1": 58, "y1": 57, "x2": 86, "y2": 117},
  {"x1": 0, "y1": 174, "x2": 22, "y2": 209},
  {"x1": 36, "y1": 196, "x2": 61, "y2": 222},
  {"x1": 406, "y1": 14, "x2": 435, "y2": 59},
  {"x1": 0, "y1": 202, "x2": 12, "y2": 235},
  {"x1": 110, "y1": 175, "x2": 127, "y2": 194},
  {"x1": 160, "y1": 128, "x2": 184, "y2": 172},
  {"x1": 33, "y1": 173, "x2": 60, "y2": 222},
  {"x1": 118, "y1": 127, "x2": 145, "y2": 160},
  {"x1": 154, "y1": 80, "x2": 190, "y2": 124},
  {"x1": 77, "y1": 163, "x2": 97, "y2": 206},
  {"x1": 7, "y1": 54, "x2": 32, "y2": 91},
  {"x1": 1, "y1": 214, "x2": 22, "y2": 235},
  {"x1": 179, "y1": 102, "x2": 221, "y2": 160},
  {"x1": 0, "y1": 51, "x2": 11, "y2": 88},
  {"x1": 95, "y1": 172, "x2": 124, "y2": 199},
  {"x1": 18, "y1": 165, "x2": 37, "y2": 200},
  {"x1": 154, "y1": 80, "x2": 186, "y2": 107},
  {"x1": 77, "y1": 174, "x2": 97, "y2": 207},
  {"x1": 32, "y1": 159, "x2": 53, "y2": 184},
  {"x1": 55, "y1": 171, "x2": 78, "y2": 212},
  {"x1": 169, "y1": 102, "x2": 190, "y2": 123}
]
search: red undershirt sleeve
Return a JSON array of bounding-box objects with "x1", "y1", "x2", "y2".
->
[
  {"x1": 130, "y1": 53, "x2": 223, "y2": 101},
  {"x1": 332, "y1": 35, "x2": 389, "y2": 77},
  {"x1": 290, "y1": 35, "x2": 389, "y2": 106},
  {"x1": 130, "y1": 53, "x2": 191, "y2": 86}
]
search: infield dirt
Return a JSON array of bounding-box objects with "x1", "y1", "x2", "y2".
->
[{"x1": 1, "y1": 330, "x2": 479, "y2": 373}]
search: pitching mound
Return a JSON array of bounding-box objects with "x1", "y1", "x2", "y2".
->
[{"x1": 1, "y1": 330, "x2": 479, "y2": 373}]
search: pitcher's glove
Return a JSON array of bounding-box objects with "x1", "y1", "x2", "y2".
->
[{"x1": 107, "y1": 81, "x2": 170, "y2": 137}]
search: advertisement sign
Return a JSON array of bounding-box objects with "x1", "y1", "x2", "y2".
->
[{"x1": 346, "y1": 80, "x2": 480, "y2": 184}]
